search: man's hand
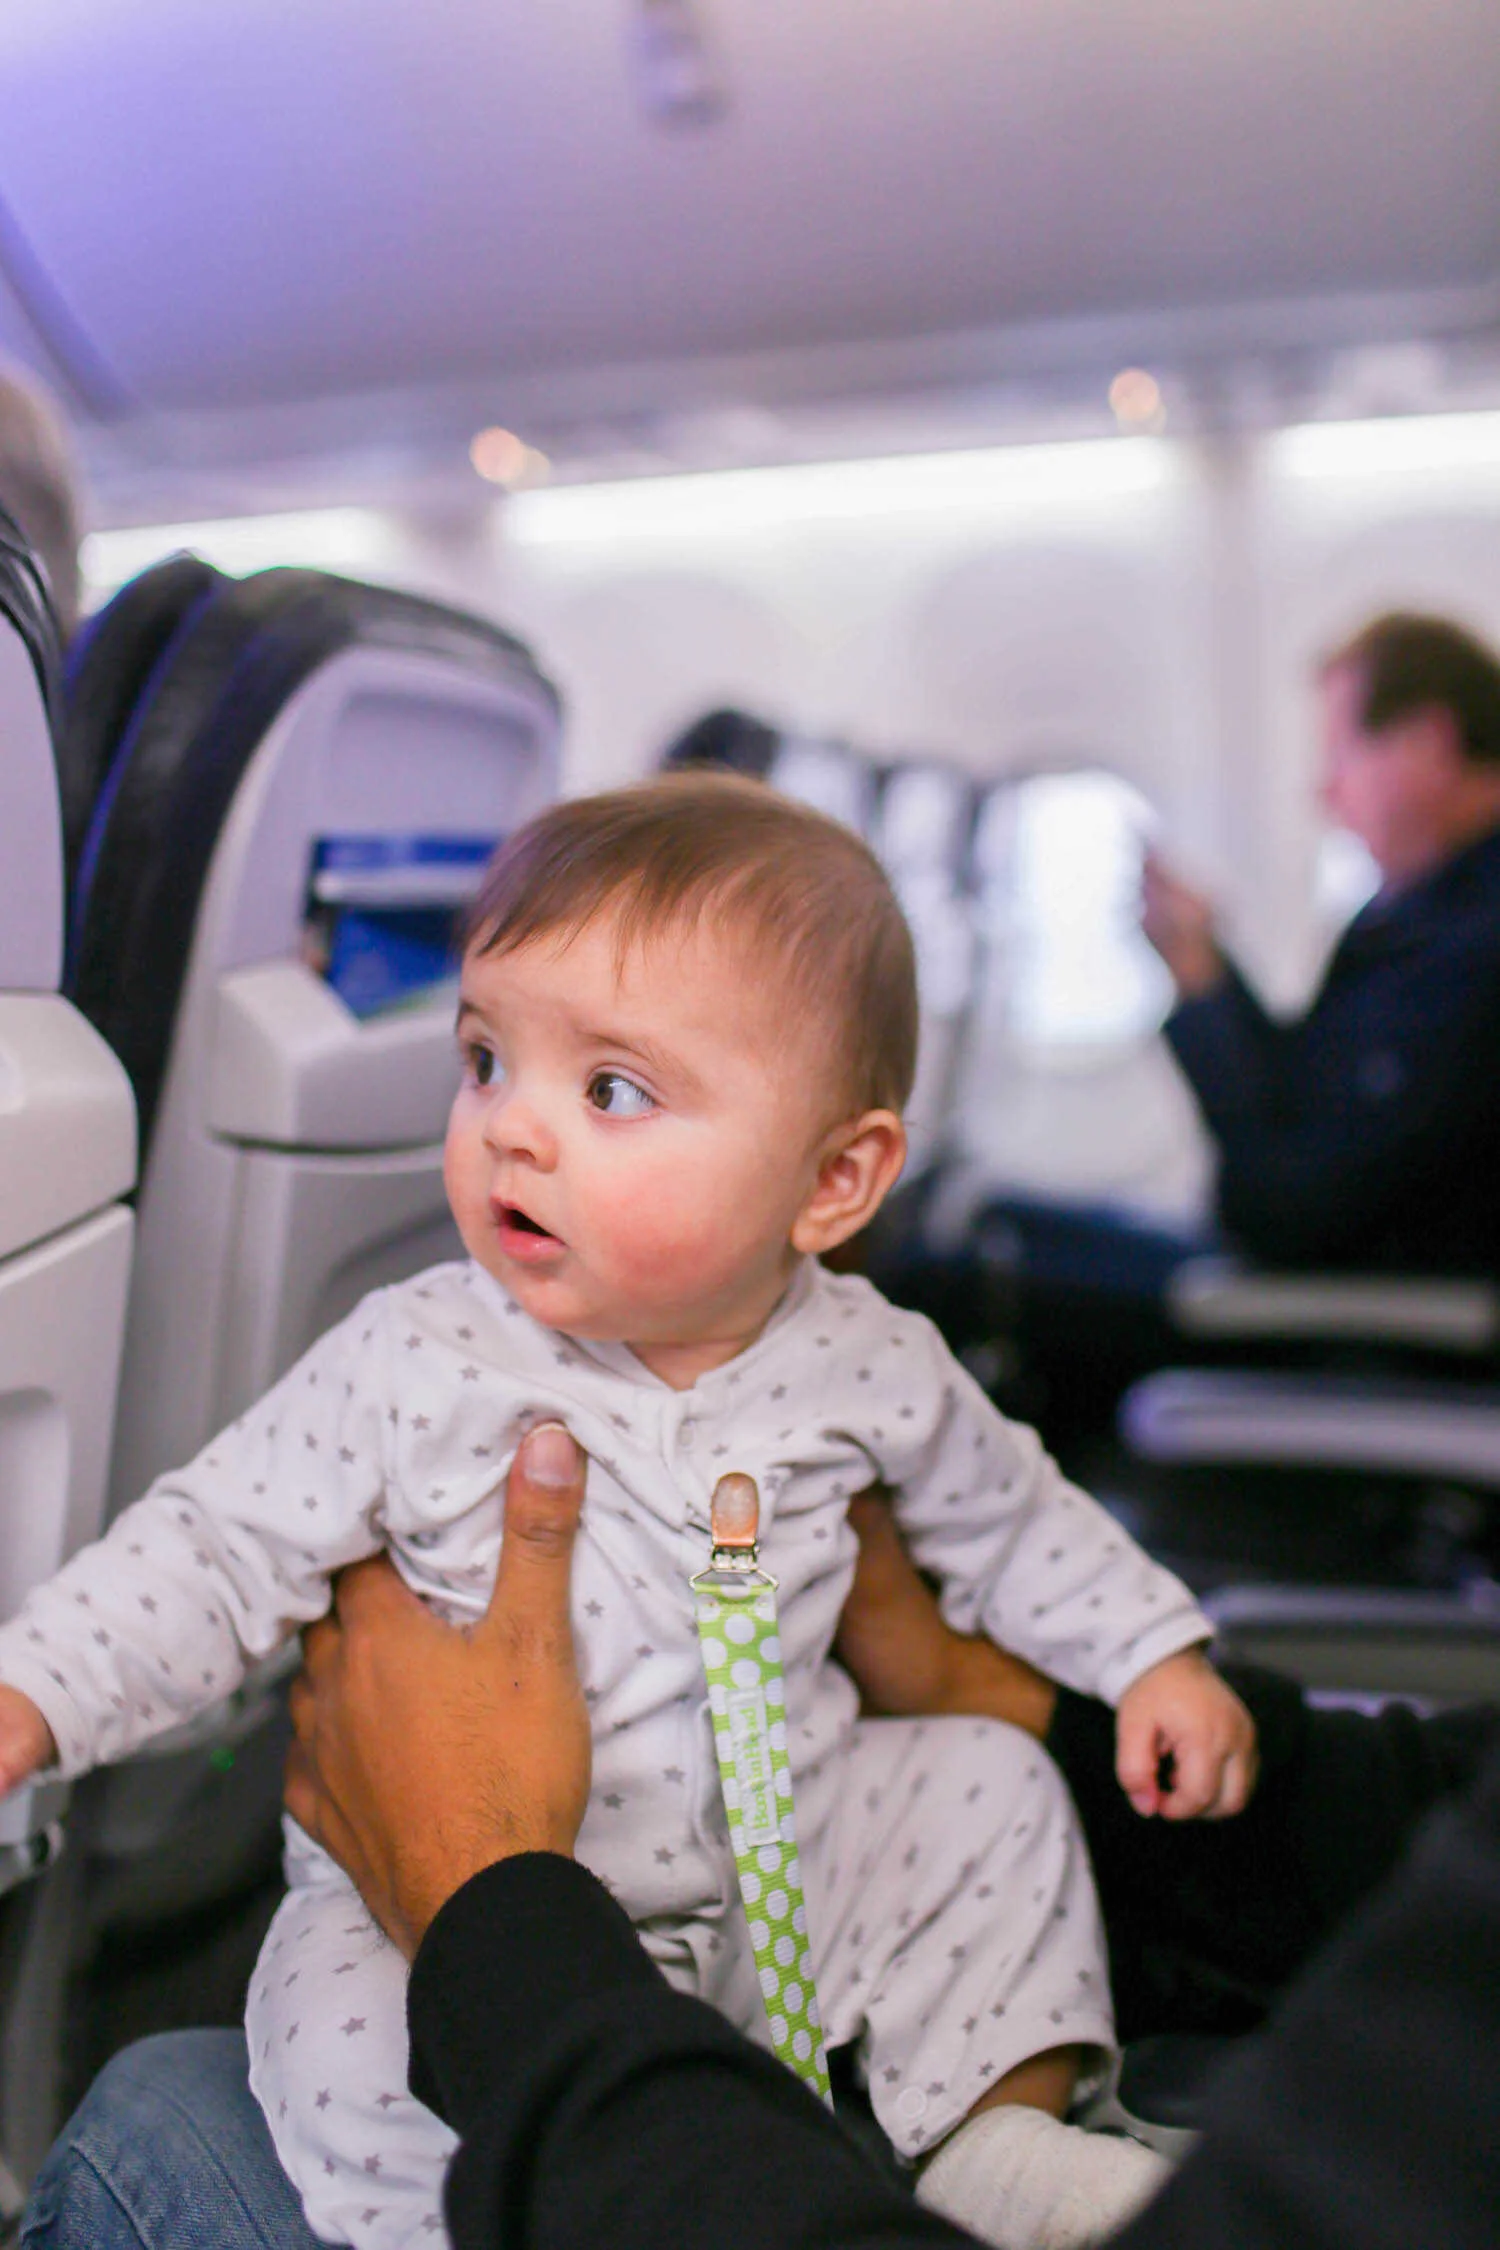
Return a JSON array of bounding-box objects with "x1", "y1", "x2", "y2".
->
[
  {"x1": 0, "y1": 1686, "x2": 55, "y2": 1796},
  {"x1": 1115, "y1": 1646, "x2": 1257, "y2": 1820},
  {"x1": 285, "y1": 1420, "x2": 591, "y2": 1959},
  {"x1": 1141, "y1": 850, "x2": 1226, "y2": 1002},
  {"x1": 836, "y1": 1489, "x2": 1057, "y2": 1742}
]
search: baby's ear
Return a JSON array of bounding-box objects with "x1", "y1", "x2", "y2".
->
[{"x1": 791, "y1": 1110, "x2": 907, "y2": 1256}]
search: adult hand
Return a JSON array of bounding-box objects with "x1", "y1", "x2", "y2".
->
[
  {"x1": 1141, "y1": 848, "x2": 1226, "y2": 1001},
  {"x1": 285, "y1": 1419, "x2": 591, "y2": 1959},
  {"x1": 836, "y1": 1488, "x2": 1057, "y2": 1742}
]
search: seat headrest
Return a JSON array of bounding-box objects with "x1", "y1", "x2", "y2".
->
[
  {"x1": 57, "y1": 552, "x2": 222, "y2": 899},
  {"x1": 66, "y1": 562, "x2": 559, "y2": 1160}
]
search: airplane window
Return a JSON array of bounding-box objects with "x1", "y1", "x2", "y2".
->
[{"x1": 975, "y1": 768, "x2": 1171, "y2": 1051}]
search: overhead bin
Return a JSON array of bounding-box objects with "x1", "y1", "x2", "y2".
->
[{"x1": 0, "y1": 509, "x2": 135, "y2": 1861}]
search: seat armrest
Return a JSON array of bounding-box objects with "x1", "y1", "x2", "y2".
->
[
  {"x1": 1166, "y1": 1256, "x2": 1500, "y2": 1353},
  {"x1": 1120, "y1": 1367, "x2": 1500, "y2": 1486},
  {"x1": 1206, "y1": 1584, "x2": 1500, "y2": 1702}
]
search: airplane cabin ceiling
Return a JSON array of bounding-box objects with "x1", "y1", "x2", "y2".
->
[{"x1": 0, "y1": 0, "x2": 1497, "y2": 430}]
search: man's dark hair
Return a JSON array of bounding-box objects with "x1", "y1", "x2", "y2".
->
[{"x1": 1325, "y1": 612, "x2": 1500, "y2": 766}]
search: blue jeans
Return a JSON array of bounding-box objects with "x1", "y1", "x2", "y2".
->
[{"x1": 21, "y1": 2031, "x2": 322, "y2": 2250}]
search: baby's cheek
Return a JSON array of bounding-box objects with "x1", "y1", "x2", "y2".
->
[
  {"x1": 604, "y1": 1214, "x2": 717, "y2": 1300},
  {"x1": 591, "y1": 1163, "x2": 740, "y2": 1291}
]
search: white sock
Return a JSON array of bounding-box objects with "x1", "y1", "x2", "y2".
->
[{"x1": 915, "y1": 2106, "x2": 1173, "y2": 2250}]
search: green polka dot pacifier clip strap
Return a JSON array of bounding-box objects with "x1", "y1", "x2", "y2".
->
[{"x1": 692, "y1": 1472, "x2": 831, "y2": 2106}]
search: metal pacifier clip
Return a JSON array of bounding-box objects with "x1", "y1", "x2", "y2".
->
[{"x1": 692, "y1": 1472, "x2": 831, "y2": 2105}]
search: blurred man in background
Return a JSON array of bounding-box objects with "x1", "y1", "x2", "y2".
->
[{"x1": 1147, "y1": 611, "x2": 1500, "y2": 1276}]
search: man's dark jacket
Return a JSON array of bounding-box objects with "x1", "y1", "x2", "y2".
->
[{"x1": 1166, "y1": 824, "x2": 1500, "y2": 1273}]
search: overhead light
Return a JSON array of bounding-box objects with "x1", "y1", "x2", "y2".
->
[
  {"x1": 470, "y1": 428, "x2": 551, "y2": 488},
  {"x1": 1109, "y1": 369, "x2": 1165, "y2": 431},
  {"x1": 503, "y1": 439, "x2": 1173, "y2": 549},
  {"x1": 1271, "y1": 411, "x2": 1500, "y2": 482},
  {"x1": 470, "y1": 427, "x2": 527, "y2": 485}
]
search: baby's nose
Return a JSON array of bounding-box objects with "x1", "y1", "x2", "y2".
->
[{"x1": 483, "y1": 1088, "x2": 557, "y2": 1164}]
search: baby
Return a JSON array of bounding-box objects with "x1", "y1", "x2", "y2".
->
[{"x1": 0, "y1": 773, "x2": 1253, "y2": 2250}]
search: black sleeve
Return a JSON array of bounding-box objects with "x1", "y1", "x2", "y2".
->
[
  {"x1": 1164, "y1": 951, "x2": 1500, "y2": 1266},
  {"x1": 407, "y1": 1743, "x2": 1500, "y2": 2250},
  {"x1": 406, "y1": 1852, "x2": 971, "y2": 2250},
  {"x1": 1162, "y1": 962, "x2": 1290, "y2": 1147},
  {"x1": 1108, "y1": 1736, "x2": 1500, "y2": 2250}
]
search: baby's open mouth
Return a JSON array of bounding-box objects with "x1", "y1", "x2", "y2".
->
[{"x1": 494, "y1": 1202, "x2": 563, "y2": 1258}]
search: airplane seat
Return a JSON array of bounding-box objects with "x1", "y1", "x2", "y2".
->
[
  {"x1": 0, "y1": 509, "x2": 136, "y2": 2183},
  {"x1": 1117, "y1": 1261, "x2": 1500, "y2": 1700},
  {"x1": 11, "y1": 560, "x2": 560, "y2": 2164},
  {"x1": 55, "y1": 553, "x2": 220, "y2": 908}
]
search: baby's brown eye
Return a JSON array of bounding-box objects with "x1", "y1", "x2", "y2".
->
[
  {"x1": 588, "y1": 1072, "x2": 653, "y2": 1118},
  {"x1": 472, "y1": 1048, "x2": 495, "y2": 1087}
]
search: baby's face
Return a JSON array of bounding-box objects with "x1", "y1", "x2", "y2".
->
[{"x1": 445, "y1": 913, "x2": 835, "y2": 1383}]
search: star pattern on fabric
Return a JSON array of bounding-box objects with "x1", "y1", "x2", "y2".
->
[{"x1": 0, "y1": 1259, "x2": 1202, "y2": 2227}]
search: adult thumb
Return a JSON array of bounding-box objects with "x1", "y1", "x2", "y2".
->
[{"x1": 481, "y1": 1421, "x2": 588, "y2": 1636}]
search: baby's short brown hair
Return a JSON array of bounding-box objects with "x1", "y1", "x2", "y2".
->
[{"x1": 465, "y1": 771, "x2": 918, "y2": 1118}]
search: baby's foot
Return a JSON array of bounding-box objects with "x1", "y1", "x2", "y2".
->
[{"x1": 916, "y1": 2105, "x2": 1172, "y2": 2250}]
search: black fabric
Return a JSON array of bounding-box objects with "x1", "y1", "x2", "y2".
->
[
  {"x1": 65, "y1": 565, "x2": 559, "y2": 1161},
  {"x1": 1166, "y1": 828, "x2": 1500, "y2": 1275},
  {"x1": 405, "y1": 1721, "x2": 1500, "y2": 2250},
  {"x1": 1046, "y1": 1663, "x2": 1500, "y2": 2039},
  {"x1": 408, "y1": 1854, "x2": 962, "y2": 2250},
  {"x1": 55, "y1": 553, "x2": 221, "y2": 904},
  {"x1": 1109, "y1": 1736, "x2": 1500, "y2": 2250},
  {"x1": 0, "y1": 499, "x2": 61, "y2": 720}
]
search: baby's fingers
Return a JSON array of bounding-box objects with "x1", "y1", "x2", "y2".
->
[
  {"x1": 1115, "y1": 1710, "x2": 1165, "y2": 1817},
  {"x1": 1200, "y1": 1738, "x2": 1260, "y2": 1820},
  {"x1": 1157, "y1": 1729, "x2": 1221, "y2": 1820}
]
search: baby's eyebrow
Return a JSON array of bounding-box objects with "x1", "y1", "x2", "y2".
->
[{"x1": 576, "y1": 1021, "x2": 700, "y2": 1092}]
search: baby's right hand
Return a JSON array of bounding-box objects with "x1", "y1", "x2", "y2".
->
[{"x1": 0, "y1": 1687, "x2": 56, "y2": 1797}]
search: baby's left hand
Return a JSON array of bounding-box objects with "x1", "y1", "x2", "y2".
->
[{"x1": 1114, "y1": 1647, "x2": 1257, "y2": 1820}]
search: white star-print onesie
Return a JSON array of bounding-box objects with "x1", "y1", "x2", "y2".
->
[{"x1": 0, "y1": 1257, "x2": 1210, "y2": 2248}]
